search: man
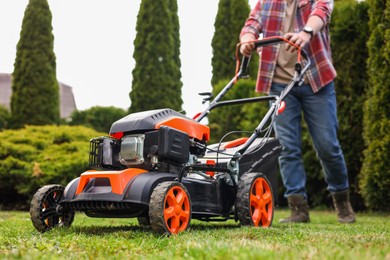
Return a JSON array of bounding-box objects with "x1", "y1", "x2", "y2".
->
[{"x1": 240, "y1": 0, "x2": 355, "y2": 223}]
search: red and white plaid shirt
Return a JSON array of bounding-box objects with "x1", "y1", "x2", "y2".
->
[{"x1": 240, "y1": 0, "x2": 336, "y2": 93}]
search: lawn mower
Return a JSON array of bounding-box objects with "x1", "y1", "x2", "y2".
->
[{"x1": 30, "y1": 37, "x2": 310, "y2": 235}]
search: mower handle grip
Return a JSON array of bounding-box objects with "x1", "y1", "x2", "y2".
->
[
  {"x1": 253, "y1": 37, "x2": 285, "y2": 48},
  {"x1": 238, "y1": 37, "x2": 309, "y2": 78}
]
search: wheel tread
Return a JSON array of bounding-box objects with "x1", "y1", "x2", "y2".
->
[
  {"x1": 149, "y1": 181, "x2": 191, "y2": 235},
  {"x1": 235, "y1": 172, "x2": 274, "y2": 227},
  {"x1": 30, "y1": 184, "x2": 74, "y2": 233}
]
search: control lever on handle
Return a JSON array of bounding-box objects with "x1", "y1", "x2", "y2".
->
[
  {"x1": 198, "y1": 92, "x2": 213, "y2": 104},
  {"x1": 237, "y1": 55, "x2": 251, "y2": 79}
]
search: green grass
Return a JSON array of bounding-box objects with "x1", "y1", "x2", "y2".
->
[{"x1": 0, "y1": 210, "x2": 389, "y2": 259}]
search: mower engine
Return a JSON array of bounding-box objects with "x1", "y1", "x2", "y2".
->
[{"x1": 89, "y1": 109, "x2": 210, "y2": 172}]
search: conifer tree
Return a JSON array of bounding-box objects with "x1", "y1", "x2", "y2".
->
[
  {"x1": 129, "y1": 0, "x2": 183, "y2": 113},
  {"x1": 360, "y1": 0, "x2": 390, "y2": 211},
  {"x1": 168, "y1": 0, "x2": 181, "y2": 86},
  {"x1": 328, "y1": 0, "x2": 369, "y2": 209},
  {"x1": 209, "y1": 0, "x2": 256, "y2": 143},
  {"x1": 211, "y1": 0, "x2": 253, "y2": 86},
  {"x1": 11, "y1": 0, "x2": 59, "y2": 128}
]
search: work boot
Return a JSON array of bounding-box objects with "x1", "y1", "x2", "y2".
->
[
  {"x1": 279, "y1": 194, "x2": 310, "y2": 223},
  {"x1": 331, "y1": 189, "x2": 356, "y2": 223}
]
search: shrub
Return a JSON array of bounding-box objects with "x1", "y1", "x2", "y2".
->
[
  {"x1": 69, "y1": 106, "x2": 127, "y2": 133},
  {"x1": 0, "y1": 125, "x2": 104, "y2": 209}
]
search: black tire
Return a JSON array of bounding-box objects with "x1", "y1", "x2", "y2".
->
[
  {"x1": 30, "y1": 184, "x2": 75, "y2": 233},
  {"x1": 149, "y1": 181, "x2": 191, "y2": 235},
  {"x1": 235, "y1": 172, "x2": 274, "y2": 227}
]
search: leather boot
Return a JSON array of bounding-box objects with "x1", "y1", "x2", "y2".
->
[
  {"x1": 332, "y1": 189, "x2": 356, "y2": 223},
  {"x1": 279, "y1": 194, "x2": 310, "y2": 223}
]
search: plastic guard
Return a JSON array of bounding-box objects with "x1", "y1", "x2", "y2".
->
[
  {"x1": 75, "y1": 168, "x2": 146, "y2": 195},
  {"x1": 222, "y1": 137, "x2": 249, "y2": 149},
  {"x1": 155, "y1": 116, "x2": 210, "y2": 141}
]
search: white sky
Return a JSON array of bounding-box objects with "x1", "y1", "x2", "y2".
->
[{"x1": 0, "y1": 0, "x2": 256, "y2": 118}]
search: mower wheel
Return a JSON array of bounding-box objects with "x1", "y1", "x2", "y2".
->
[
  {"x1": 149, "y1": 181, "x2": 192, "y2": 235},
  {"x1": 30, "y1": 184, "x2": 75, "y2": 233},
  {"x1": 236, "y1": 172, "x2": 274, "y2": 227}
]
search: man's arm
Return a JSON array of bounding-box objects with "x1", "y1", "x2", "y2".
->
[
  {"x1": 285, "y1": 15, "x2": 324, "y2": 51},
  {"x1": 239, "y1": 0, "x2": 262, "y2": 57},
  {"x1": 285, "y1": 0, "x2": 333, "y2": 51}
]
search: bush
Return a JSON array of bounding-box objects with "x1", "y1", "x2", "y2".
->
[
  {"x1": 69, "y1": 106, "x2": 128, "y2": 133},
  {"x1": 0, "y1": 125, "x2": 104, "y2": 209}
]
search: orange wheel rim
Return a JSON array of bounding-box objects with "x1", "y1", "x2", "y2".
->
[
  {"x1": 43, "y1": 202, "x2": 49, "y2": 226},
  {"x1": 163, "y1": 186, "x2": 190, "y2": 234},
  {"x1": 249, "y1": 178, "x2": 273, "y2": 227},
  {"x1": 43, "y1": 191, "x2": 60, "y2": 226}
]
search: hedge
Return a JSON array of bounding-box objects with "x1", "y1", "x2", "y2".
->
[{"x1": 0, "y1": 125, "x2": 104, "y2": 209}]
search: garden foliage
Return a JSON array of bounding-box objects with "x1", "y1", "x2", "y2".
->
[
  {"x1": 0, "y1": 125, "x2": 104, "y2": 209},
  {"x1": 69, "y1": 106, "x2": 128, "y2": 133}
]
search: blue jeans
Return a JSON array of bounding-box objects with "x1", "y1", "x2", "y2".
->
[{"x1": 269, "y1": 82, "x2": 349, "y2": 199}]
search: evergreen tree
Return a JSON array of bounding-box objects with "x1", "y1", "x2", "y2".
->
[
  {"x1": 208, "y1": 79, "x2": 263, "y2": 143},
  {"x1": 211, "y1": 0, "x2": 254, "y2": 86},
  {"x1": 330, "y1": 0, "x2": 369, "y2": 210},
  {"x1": 168, "y1": 0, "x2": 181, "y2": 87},
  {"x1": 129, "y1": 0, "x2": 183, "y2": 113},
  {"x1": 360, "y1": 0, "x2": 390, "y2": 211},
  {"x1": 209, "y1": 0, "x2": 256, "y2": 143},
  {"x1": 11, "y1": 0, "x2": 59, "y2": 128}
]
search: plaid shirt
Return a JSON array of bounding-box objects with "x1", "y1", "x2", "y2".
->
[{"x1": 240, "y1": 0, "x2": 336, "y2": 93}]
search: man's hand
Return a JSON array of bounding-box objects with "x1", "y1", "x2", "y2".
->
[
  {"x1": 284, "y1": 15, "x2": 324, "y2": 52},
  {"x1": 240, "y1": 34, "x2": 256, "y2": 57},
  {"x1": 284, "y1": 31, "x2": 311, "y2": 52}
]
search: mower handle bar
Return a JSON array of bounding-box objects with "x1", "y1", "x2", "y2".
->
[{"x1": 238, "y1": 37, "x2": 309, "y2": 79}]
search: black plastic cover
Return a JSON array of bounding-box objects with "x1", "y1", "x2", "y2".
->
[
  {"x1": 144, "y1": 126, "x2": 189, "y2": 163},
  {"x1": 158, "y1": 126, "x2": 189, "y2": 163},
  {"x1": 109, "y1": 108, "x2": 188, "y2": 134},
  {"x1": 239, "y1": 138, "x2": 281, "y2": 204}
]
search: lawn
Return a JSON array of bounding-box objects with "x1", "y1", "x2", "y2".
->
[{"x1": 0, "y1": 210, "x2": 388, "y2": 259}]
